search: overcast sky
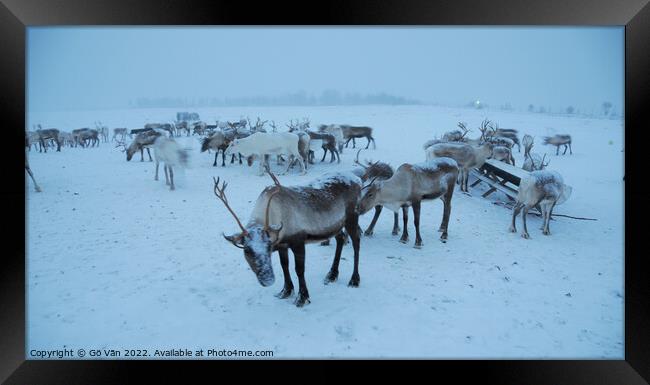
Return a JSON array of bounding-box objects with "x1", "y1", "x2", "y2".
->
[{"x1": 27, "y1": 27, "x2": 623, "y2": 113}]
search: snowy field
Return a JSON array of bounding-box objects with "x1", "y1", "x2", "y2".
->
[{"x1": 26, "y1": 105, "x2": 624, "y2": 358}]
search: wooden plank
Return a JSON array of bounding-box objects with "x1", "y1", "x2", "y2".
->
[
  {"x1": 481, "y1": 159, "x2": 530, "y2": 186},
  {"x1": 470, "y1": 170, "x2": 519, "y2": 200}
]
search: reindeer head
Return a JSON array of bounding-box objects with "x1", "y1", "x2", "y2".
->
[
  {"x1": 357, "y1": 178, "x2": 383, "y2": 215},
  {"x1": 214, "y1": 176, "x2": 282, "y2": 287}
]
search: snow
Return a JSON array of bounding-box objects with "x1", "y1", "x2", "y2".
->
[{"x1": 26, "y1": 105, "x2": 623, "y2": 358}]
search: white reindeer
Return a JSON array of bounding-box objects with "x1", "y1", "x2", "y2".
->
[
  {"x1": 425, "y1": 142, "x2": 494, "y2": 193},
  {"x1": 153, "y1": 136, "x2": 188, "y2": 191},
  {"x1": 510, "y1": 170, "x2": 572, "y2": 238},
  {"x1": 226, "y1": 132, "x2": 306, "y2": 176}
]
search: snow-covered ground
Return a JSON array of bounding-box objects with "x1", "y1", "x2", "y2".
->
[{"x1": 26, "y1": 105, "x2": 624, "y2": 358}]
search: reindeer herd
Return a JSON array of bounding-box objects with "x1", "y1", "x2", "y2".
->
[{"x1": 27, "y1": 113, "x2": 575, "y2": 307}]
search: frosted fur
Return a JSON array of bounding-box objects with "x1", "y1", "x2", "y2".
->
[
  {"x1": 246, "y1": 172, "x2": 362, "y2": 243},
  {"x1": 227, "y1": 131, "x2": 305, "y2": 175}
]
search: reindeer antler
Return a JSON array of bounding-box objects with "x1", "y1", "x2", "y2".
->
[
  {"x1": 264, "y1": 188, "x2": 282, "y2": 232},
  {"x1": 213, "y1": 177, "x2": 248, "y2": 235},
  {"x1": 354, "y1": 149, "x2": 367, "y2": 169},
  {"x1": 265, "y1": 165, "x2": 282, "y2": 187},
  {"x1": 457, "y1": 122, "x2": 470, "y2": 139}
]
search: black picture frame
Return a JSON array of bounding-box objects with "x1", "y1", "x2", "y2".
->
[{"x1": 3, "y1": 0, "x2": 648, "y2": 383}]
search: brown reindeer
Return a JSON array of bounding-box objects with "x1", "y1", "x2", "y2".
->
[
  {"x1": 358, "y1": 158, "x2": 459, "y2": 248},
  {"x1": 216, "y1": 169, "x2": 363, "y2": 307}
]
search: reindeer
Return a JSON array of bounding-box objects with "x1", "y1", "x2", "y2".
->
[
  {"x1": 523, "y1": 153, "x2": 550, "y2": 172},
  {"x1": 25, "y1": 151, "x2": 42, "y2": 192},
  {"x1": 58, "y1": 131, "x2": 75, "y2": 148},
  {"x1": 201, "y1": 131, "x2": 231, "y2": 167},
  {"x1": 442, "y1": 122, "x2": 472, "y2": 142},
  {"x1": 522, "y1": 134, "x2": 534, "y2": 159},
  {"x1": 95, "y1": 121, "x2": 109, "y2": 142},
  {"x1": 483, "y1": 122, "x2": 521, "y2": 152},
  {"x1": 26, "y1": 131, "x2": 41, "y2": 151},
  {"x1": 35, "y1": 125, "x2": 61, "y2": 152},
  {"x1": 354, "y1": 149, "x2": 401, "y2": 236},
  {"x1": 227, "y1": 132, "x2": 306, "y2": 176},
  {"x1": 341, "y1": 125, "x2": 376, "y2": 149},
  {"x1": 425, "y1": 141, "x2": 494, "y2": 193},
  {"x1": 288, "y1": 120, "x2": 339, "y2": 164},
  {"x1": 510, "y1": 170, "x2": 572, "y2": 238},
  {"x1": 318, "y1": 124, "x2": 345, "y2": 153},
  {"x1": 247, "y1": 117, "x2": 268, "y2": 133},
  {"x1": 129, "y1": 127, "x2": 154, "y2": 138},
  {"x1": 153, "y1": 136, "x2": 188, "y2": 191},
  {"x1": 543, "y1": 134, "x2": 573, "y2": 155},
  {"x1": 358, "y1": 158, "x2": 459, "y2": 247},
  {"x1": 145, "y1": 123, "x2": 175, "y2": 137},
  {"x1": 78, "y1": 129, "x2": 100, "y2": 147},
  {"x1": 215, "y1": 170, "x2": 363, "y2": 307},
  {"x1": 491, "y1": 145, "x2": 515, "y2": 166},
  {"x1": 125, "y1": 130, "x2": 161, "y2": 161},
  {"x1": 112, "y1": 128, "x2": 128, "y2": 142}
]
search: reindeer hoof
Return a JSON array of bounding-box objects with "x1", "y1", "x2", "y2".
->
[
  {"x1": 543, "y1": 230, "x2": 550, "y2": 236},
  {"x1": 363, "y1": 230, "x2": 374, "y2": 237},
  {"x1": 509, "y1": 226, "x2": 517, "y2": 233},
  {"x1": 392, "y1": 229, "x2": 400, "y2": 236},
  {"x1": 294, "y1": 294, "x2": 311, "y2": 307},
  {"x1": 399, "y1": 237, "x2": 408, "y2": 244},
  {"x1": 414, "y1": 242, "x2": 423, "y2": 249},
  {"x1": 348, "y1": 275, "x2": 360, "y2": 287},
  {"x1": 522, "y1": 233, "x2": 530, "y2": 239},
  {"x1": 324, "y1": 270, "x2": 339, "y2": 284},
  {"x1": 275, "y1": 286, "x2": 294, "y2": 299},
  {"x1": 170, "y1": 186, "x2": 175, "y2": 191}
]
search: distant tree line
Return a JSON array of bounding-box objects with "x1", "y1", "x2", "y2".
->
[{"x1": 131, "y1": 90, "x2": 422, "y2": 108}]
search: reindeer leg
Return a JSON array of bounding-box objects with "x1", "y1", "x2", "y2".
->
[
  {"x1": 521, "y1": 205, "x2": 532, "y2": 239},
  {"x1": 147, "y1": 148, "x2": 153, "y2": 162},
  {"x1": 154, "y1": 160, "x2": 159, "y2": 181},
  {"x1": 26, "y1": 167, "x2": 42, "y2": 192},
  {"x1": 510, "y1": 202, "x2": 523, "y2": 233},
  {"x1": 239, "y1": 153, "x2": 242, "y2": 164},
  {"x1": 439, "y1": 186, "x2": 453, "y2": 241},
  {"x1": 556, "y1": 145, "x2": 559, "y2": 156},
  {"x1": 392, "y1": 212, "x2": 400, "y2": 235},
  {"x1": 335, "y1": 149, "x2": 341, "y2": 163},
  {"x1": 569, "y1": 142, "x2": 573, "y2": 155},
  {"x1": 324, "y1": 231, "x2": 346, "y2": 284},
  {"x1": 345, "y1": 216, "x2": 361, "y2": 287},
  {"x1": 321, "y1": 148, "x2": 327, "y2": 162},
  {"x1": 169, "y1": 166, "x2": 175, "y2": 190},
  {"x1": 563, "y1": 144, "x2": 568, "y2": 155},
  {"x1": 275, "y1": 247, "x2": 294, "y2": 298},
  {"x1": 221, "y1": 150, "x2": 226, "y2": 167},
  {"x1": 213, "y1": 152, "x2": 218, "y2": 167},
  {"x1": 365, "y1": 136, "x2": 371, "y2": 149},
  {"x1": 230, "y1": 154, "x2": 235, "y2": 164},
  {"x1": 543, "y1": 202, "x2": 556, "y2": 235},
  {"x1": 412, "y1": 201, "x2": 423, "y2": 248},
  {"x1": 364, "y1": 205, "x2": 383, "y2": 236},
  {"x1": 399, "y1": 206, "x2": 409, "y2": 243},
  {"x1": 291, "y1": 243, "x2": 310, "y2": 307},
  {"x1": 163, "y1": 164, "x2": 170, "y2": 185}
]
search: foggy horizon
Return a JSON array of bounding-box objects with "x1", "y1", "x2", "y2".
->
[{"x1": 28, "y1": 27, "x2": 624, "y2": 115}]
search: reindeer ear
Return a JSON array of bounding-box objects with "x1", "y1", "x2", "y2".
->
[{"x1": 223, "y1": 232, "x2": 245, "y2": 249}]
